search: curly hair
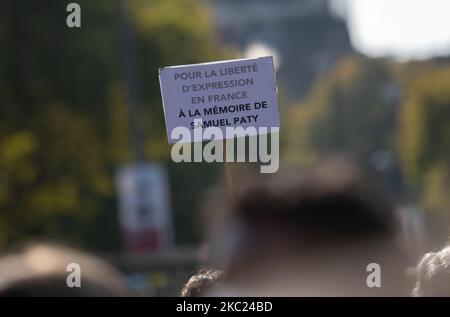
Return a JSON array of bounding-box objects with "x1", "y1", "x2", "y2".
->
[
  {"x1": 180, "y1": 269, "x2": 223, "y2": 297},
  {"x1": 413, "y1": 244, "x2": 450, "y2": 296}
]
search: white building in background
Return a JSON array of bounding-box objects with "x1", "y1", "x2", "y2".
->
[{"x1": 210, "y1": 0, "x2": 353, "y2": 100}]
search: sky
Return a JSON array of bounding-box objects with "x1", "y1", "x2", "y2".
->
[{"x1": 330, "y1": 0, "x2": 450, "y2": 60}]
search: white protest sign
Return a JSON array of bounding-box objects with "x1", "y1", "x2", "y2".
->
[{"x1": 159, "y1": 56, "x2": 280, "y2": 143}]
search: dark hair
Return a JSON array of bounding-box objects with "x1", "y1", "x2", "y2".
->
[
  {"x1": 0, "y1": 274, "x2": 129, "y2": 297},
  {"x1": 234, "y1": 158, "x2": 398, "y2": 245}
]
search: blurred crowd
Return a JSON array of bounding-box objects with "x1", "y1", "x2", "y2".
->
[{"x1": 0, "y1": 157, "x2": 449, "y2": 297}]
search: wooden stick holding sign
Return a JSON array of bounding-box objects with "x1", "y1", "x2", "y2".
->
[{"x1": 223, "y1": 139, "x2": 234, "y2": 199}]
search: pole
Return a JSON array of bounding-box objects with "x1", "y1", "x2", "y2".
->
[
  {"x1": 117, "y1": 0, "x2": 146, "y2": 162},
  {"x1": 223, "y1": 139, "x2": 234, "y2": 199}
]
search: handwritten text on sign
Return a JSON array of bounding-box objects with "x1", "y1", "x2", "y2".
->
[{"x1": 159, "y1": 56, "x2": 280, "y2": 143}]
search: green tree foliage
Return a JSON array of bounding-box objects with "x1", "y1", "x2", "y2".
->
[
  {"x1": 284, "y1": 54, "x2": 450, "y2": 215},
  {"x1": 284, "y1": 56, "x2": 398, "y2": 165},
  {"x1": 397, "y1": 63, "x2": 450, "y2": 213},
  {"x1": 0, "y1": 0, "x2": 224, "y2": 250}
]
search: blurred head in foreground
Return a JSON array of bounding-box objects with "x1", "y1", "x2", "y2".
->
[
  {"x1": 181, "y1": 269, "x2": 223, "y2": 297},
  {"x1": 205, "y1": 157, "x2": 409, "y2": 296},
  {"x1": 413, "y1": 244, "x2": 450, "y2": 296},
  {"x1": 0, "y1": 243, "x2": 132, "y2": 296}
]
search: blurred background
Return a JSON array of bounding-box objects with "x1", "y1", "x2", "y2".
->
[{"x1": 0, "y1": 0, "x2": 449, "y2": 296}]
